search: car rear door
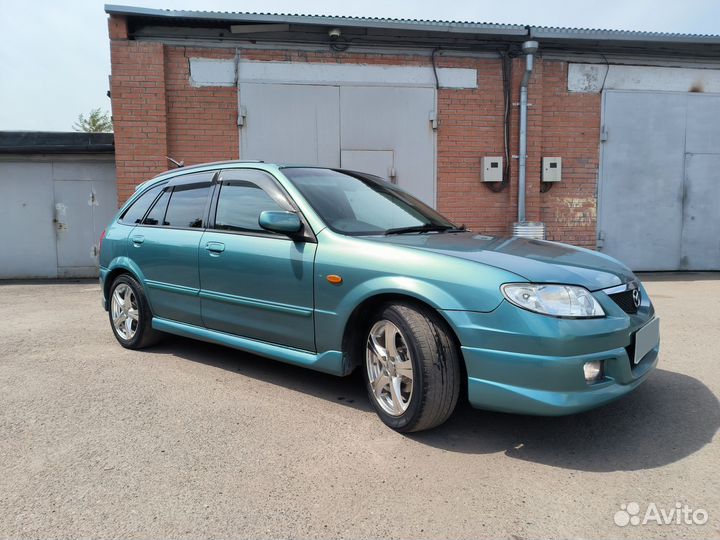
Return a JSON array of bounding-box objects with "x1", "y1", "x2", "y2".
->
[
  {"x1": 129, "y1": 171, "x2": 215, "y2": 326},
  {"x1": 198, "y1": 168, "x2": 317, "y2": 351}
]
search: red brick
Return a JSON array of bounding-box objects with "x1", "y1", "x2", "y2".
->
[{"x1": 109, "y1": 42, "x2": 601, "y2": 246}]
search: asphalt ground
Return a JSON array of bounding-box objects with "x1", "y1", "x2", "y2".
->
[{"x1": 0, "y1": 274, "x2": 718, "y2": 538}]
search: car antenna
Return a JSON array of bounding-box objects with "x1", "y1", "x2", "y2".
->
[{"x1": 166, "y1": 156, "x2": 185, "y2": 168}]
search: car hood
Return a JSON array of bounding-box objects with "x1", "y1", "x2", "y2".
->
[{"x1": 368, "y1": 232, "x2": 634, "y2": 291}]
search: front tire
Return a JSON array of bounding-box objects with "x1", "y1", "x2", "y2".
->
[
  {"x1": 362, "y1": 303, "x2": 461, "y2": 432},
  {"x1": 108, "y1": 274, "x2": 160, "y2": 349}
]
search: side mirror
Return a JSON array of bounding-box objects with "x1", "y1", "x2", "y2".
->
[{"x1": 258, "y1": 210, "x2": 302, "y2": 236}]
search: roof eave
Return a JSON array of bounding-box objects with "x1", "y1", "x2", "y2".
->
[
  {"x1": 530, "y1": 27, "x2": 720, "y2": 45},
  {"x1": 104, "y1": 4, "x2": 527, "y2": 36},
  {"x1": 0, "y1": 132, "x2": 115, "y2": 155},
  {"x1": 104, "y1": 4, "x2": 720, "y2": 49}
]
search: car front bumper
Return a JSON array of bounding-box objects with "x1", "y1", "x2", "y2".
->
[{"x1": 441, "y1": 289, "x2": 659, "y2": 416}]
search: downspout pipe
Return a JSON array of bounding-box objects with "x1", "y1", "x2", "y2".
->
[{"x1": 517, "y1": 40, "x2": 539, "y2": 224}]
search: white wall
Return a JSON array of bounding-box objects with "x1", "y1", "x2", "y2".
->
[
  {"x1": 190, "y1": 58, "x2": 478, "y2": 89},
  {"x1": 569, "y1": 63, "x2": 720, "y2": 93}
]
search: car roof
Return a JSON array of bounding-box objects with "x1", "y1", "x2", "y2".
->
[
  {"x1": 136, "y1": 160, "x2": 334, "y2": 191},
  {"x1": 154, "y1": 160, "x2": 332, "y2": 177}
]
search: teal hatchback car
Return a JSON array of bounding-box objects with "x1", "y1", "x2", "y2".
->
[{"x1": 99, "y1": 162, "x2": 660, "y2": 432}]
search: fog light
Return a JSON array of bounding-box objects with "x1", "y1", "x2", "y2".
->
[{"x1": 583, "y1": 361, "x2": 603, "y2": 384}]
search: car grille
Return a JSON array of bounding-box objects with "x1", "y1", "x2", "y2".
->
[{"x1": 609, "y1": 289, "x2": 640, "y2": 314}]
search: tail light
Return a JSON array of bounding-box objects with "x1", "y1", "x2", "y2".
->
[{"x1": 98, "y1": 229, "x2": 106, "y2": 254}]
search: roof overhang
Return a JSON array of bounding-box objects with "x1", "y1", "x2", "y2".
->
[
  {"x1": 0, "y1": 132, "x2": 115, "y2": 155},
  {"x1": 104, "y1": 5, "x2": 527, "y2": 36},
  {"x1": 104, "y1": 4, "x2": 720, "y2": 58}
]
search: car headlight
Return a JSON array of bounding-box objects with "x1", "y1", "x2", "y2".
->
[{"x1": 501, "y1": 283, "x2": 605, "y2": 318}]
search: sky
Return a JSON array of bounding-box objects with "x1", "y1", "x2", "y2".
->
[{"x1": 1, "y1": 0, "x2": 719, "y2": 131}]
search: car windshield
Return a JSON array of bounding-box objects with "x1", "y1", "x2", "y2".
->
[{"x1": 282, "y1": 168, "x2": 458, "y2": 236}]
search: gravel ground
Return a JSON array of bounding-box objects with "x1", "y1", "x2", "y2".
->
[{"x1": 0, "y1": 275, "x2": 718, "y2": 539}]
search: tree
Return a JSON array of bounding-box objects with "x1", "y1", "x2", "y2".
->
[{"x1": 73, "y1": 108, "x2": 113, "y2": 133}]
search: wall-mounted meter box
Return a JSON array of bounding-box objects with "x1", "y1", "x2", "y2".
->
[
  {"x1": 542, "y1": 157, "x2": 562, "y2": 182},
  {"x1": 481, "y1": 157, "x2": 503, "y2": 182}
]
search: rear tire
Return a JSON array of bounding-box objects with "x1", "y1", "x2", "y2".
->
[
  {"x1": 108, "y1": 274, "x2": 161, "y2": 349},
  {"x1": 362, "y1": 302, "x2": 461, "y2": 432}
]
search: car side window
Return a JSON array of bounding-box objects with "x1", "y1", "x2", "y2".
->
[
  {"x1": 214, "y1": 181, "x2": 286, "y2": 233},
  {"x1": 163, "y1": 185, "x2": 211, "y2": 228},
  {"x1": 119, "y1": 183, "x2": 164, "y2": 224},
  {"x1": 142, "y1": 189, "x2": 171, "y2": 226},
  {"x1": 210, "y1": 169, "x2": 294, "y2": 234}
]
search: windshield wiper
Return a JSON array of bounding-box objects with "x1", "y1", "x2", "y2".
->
[{"x1": 384, "y1": 224, "x2": 455, "y2": 235}]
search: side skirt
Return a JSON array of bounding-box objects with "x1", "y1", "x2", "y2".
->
[{"x1": 152, "y1": 316, "x2": 347, "y2": 376}]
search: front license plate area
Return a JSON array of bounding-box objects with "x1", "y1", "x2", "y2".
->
[{"x1": 634, "y1": 317, "x2": 660, "y2": 365}]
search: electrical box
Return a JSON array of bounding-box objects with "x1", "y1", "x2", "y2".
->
[
  {"x1": 481, "y1": 157, "x2": 503, "y2": 182},
  {"x1": 542, "y1": 157, "x2": 562, "y2": 182}
]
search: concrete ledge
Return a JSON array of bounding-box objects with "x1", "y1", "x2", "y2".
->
[{"x1": 190, "y1": 58, "x2": 478, "y2": 88}]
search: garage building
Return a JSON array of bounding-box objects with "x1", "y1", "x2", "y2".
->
[
  {"x1": 0, "y1": 132, "x2": 116, "y2": 278},
  {"x1": 106, "y1": 5, "x2": 720, "y2": 271}
]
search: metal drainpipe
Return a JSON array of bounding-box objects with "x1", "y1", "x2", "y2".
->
[{"x1": 517, "y1": 40, "x2": 539, "y2": 224}]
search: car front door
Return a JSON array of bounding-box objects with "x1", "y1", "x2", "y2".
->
[
  {"x1": 198, "y1": 168, "x2": 317, "y2": 351},
  {"x1": 129, "y1": 171, "x2": 215, "y2": 327}
]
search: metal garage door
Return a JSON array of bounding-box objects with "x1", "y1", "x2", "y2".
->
[
  {"x1": 0, "y1": 162, "x2": 57, "y2": 278},
  {"x1": 239, "y1": 84, "x2": 340, "y2": 167},
  {"x1": 0, "y1": 159, "x2": 117, "y2": 278},
  {"x1": 239, "y1": 83, "x2": 436, "y2": 205},
  {"x1": 339, "y1": 86, "x2": 435, "y2": 204},
  {"x1": 599, "y1": 90, "x2": 720, "y2": 270}
]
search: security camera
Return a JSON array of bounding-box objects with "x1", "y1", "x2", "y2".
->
[{"x1": 328, "y1": 28, "x2": 342, "y2": 40}]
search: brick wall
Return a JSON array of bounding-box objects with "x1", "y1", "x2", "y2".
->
[
  {"x1": 540, "y1": 61, "x2": 601, "y2": 248},
  {"x1": 164, "y1": 47, "x2": 239, "y2": 170},
  {"x1": 108, "y1": 15, "x2": 601, "y2": 246},
  {"x1": 436, "y1": 57, "x2": 511, "y2": 235},
  {"x1": 109, "y1": 37, "x2": 168, "y2": 201}
]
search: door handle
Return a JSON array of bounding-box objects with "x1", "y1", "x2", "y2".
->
[
  {"x1": 205, "y1": 241, "x2": 225, "y2": 254},
  {"x1": 130, "y1": 235, "x2": 145, "y2": 246}
]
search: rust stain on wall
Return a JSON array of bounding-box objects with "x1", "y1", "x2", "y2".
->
[
  {"x1": 689, "y1": 80, "x2": 705, "y2": 93},
  {"x1": 555, "y1": 197, "x2": 597, "y2": 225}
]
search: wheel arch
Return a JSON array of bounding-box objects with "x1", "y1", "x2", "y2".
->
[
  {"x1": 102, "y1": 258, "x2": 146, "y2": 309},
  {"x1": 340, "y1": 293, "x2": 466, "y2": 384}
]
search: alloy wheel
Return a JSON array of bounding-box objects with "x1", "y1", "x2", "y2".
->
[
  {"x1": 366, "y1": 319, "x2": 414, "y2": 416},
  {"x1": 110, "y1": 283, "x2": 139, "y2": 340}
]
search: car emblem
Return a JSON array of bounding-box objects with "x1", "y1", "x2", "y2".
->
[{"x1": 632, "y1": 288, "x2": 641, "y2": 308}]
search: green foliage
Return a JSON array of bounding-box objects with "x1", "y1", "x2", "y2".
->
[{"x1": 73, "y1": 108, "x2": 113, "y2": 133}]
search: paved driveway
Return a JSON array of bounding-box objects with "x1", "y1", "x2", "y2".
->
[{"x1": 1, "y1": 276, "x2": 718, "y2": 538}]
